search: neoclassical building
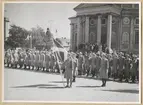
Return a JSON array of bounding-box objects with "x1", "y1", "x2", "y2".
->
[{"x1": 69, "y1": 4, "x2": 139, "y2": 53}]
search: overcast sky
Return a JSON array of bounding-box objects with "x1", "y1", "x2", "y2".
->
[{"x1": 5, "y1": 3, "x2": 79, "y2": 39}]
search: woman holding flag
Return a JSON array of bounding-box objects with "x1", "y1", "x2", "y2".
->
[{"x1": 63, "y1": 53, "x2": 74, "y2": 88}]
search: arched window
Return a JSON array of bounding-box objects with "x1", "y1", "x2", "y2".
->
[
  {"x1": 134, "y1": 17, "x2": 139, "y2": 25},
  {"x1": 122, "y1": 32, "x2": 129, "y2": 49},
  {"x1": 123, "y1": 32, "x2": 129, "y2": 42},
  {"x1": 122, "y1": 32, "x2": 129, "y2": 44}
]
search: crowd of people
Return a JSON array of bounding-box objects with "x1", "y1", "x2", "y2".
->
[{"x1": 4, "y1": 47, "x2": 139, "y2": 88}]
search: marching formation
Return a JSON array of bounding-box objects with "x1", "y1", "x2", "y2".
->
[
  {"x1": 4, "y1": 49, "x2": 62, "y2": 73},
  {"x1": 4, "y1": 48, "x2": 139, "y2": 88}
]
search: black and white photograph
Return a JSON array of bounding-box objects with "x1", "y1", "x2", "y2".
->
[{"x1": 3, "y1": 2, "x2": 141, "y2": 103}]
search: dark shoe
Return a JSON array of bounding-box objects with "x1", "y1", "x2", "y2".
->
[
  {"x1": 65, "y1": 85, "x2": 69, "y2": 88},
  {"x1": 101, "y1": 84, "x2": 104, "y2": 87},
  {"x1": 72, "y1": 80, "x2": 75, "y2": 82},
  {"x1": 125, "y1": 79, "x2": 129, "y2": 82}
]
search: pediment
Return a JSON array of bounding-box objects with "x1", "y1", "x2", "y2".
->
[
  {"x1": 74, "y1": 3, "x2": 121, "y2": 16},
  {"x1": 74, "y1": 3, "x2": 121, "y2": 10}
]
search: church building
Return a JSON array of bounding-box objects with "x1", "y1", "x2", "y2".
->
[{"x1": 69, "y1": 4, "x2": 139, "y2": 53}]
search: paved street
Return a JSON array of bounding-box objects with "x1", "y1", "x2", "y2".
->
[{"x1": 4, "y1": 68, "x2": 139, "y2": 103}]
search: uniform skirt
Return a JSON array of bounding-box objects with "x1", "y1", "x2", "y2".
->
[
  {"x1": 99, "y1": 68, "x2": 108, "y2": 79},
  {"x1": 64, "y1": 68, "x2": 73, "y2": 79}
]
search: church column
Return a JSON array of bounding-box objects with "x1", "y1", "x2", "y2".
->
[
  {"x1": 107, "y1": 14, "x2": 112, "y2": 49},
  {"x1": 77, "y1": 17, "x2": 81, "y2": 48},
  {"x1": 70, "y1": 23, "x2": 74, "y2": 50},
  {"x1": 97, "y1": 14, "x2": 102, "y2": 44},
  {"x1": 85, "y1": 16, "x2": 89, "y2": 43},
  {"x1": 130, "y1": 17, "x2": 134, "y2": 52}
]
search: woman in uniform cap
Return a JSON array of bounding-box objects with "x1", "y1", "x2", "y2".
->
[
  {"x1": 35, "y1": 51, "x2": 40, "y2": 70},
  {"x1": 14, "y1": 50, "x2": 19, "y2": 68},
  {"x1": 90, "y1": 53, "x2": 96, "y2": 77},
  {"x1": 112, "y1": 52, "x2": 119, "y2": 80},
  {"x1": 124, "y1": 54, "x2": 131, "y2": 82},
  {"x1": 118, "y1": 52, "x2": 125, "y2": 82},
  {"x1": 99, "y1": 53, "x2": 109, "y2": 87},
  {"x1": 72, "y1": 52, "x2": 78, "y2": 82},
  {"x1": 77, "y1": 52, "x2": 84, "y2": 75},
  {"x1": 63, "y1": 53, "x2": 74, "y2": 88},
  {"x1": 45, "y1": 51, "x2": 51, "y2": 72},
  {"x1": 130, "y1": 55, "x2": 138, "y2": 83}
]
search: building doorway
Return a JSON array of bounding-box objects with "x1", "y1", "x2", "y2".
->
[{"x1": 101, "y1": 33, "x2": 107, "y2": 46}]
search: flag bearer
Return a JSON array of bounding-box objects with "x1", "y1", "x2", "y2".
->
[{"x1": 63, "y1": 53, "x2": 74, "y2": 88}]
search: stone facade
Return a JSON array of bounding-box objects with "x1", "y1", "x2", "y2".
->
[{"x1": 69, "y1": 4, "x2": 139, "y2": 53}]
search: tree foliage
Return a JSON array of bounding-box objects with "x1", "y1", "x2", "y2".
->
[
  {"x1": 30, "y1": 26, "x2": 46, "y2": 49},
  {"x1": 5, "y1": 24, "x2": 29, "y2": 49}
]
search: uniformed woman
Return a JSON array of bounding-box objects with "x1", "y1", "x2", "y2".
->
[
  {"x1": 99, "y1": 53, "x2": 109, "y2": 87},
  {"x1": 63, "y1": 53, "x2": 74, "y2": 88}
]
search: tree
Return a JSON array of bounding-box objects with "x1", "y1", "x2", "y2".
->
[
  {"x1": 30, "y1": 26, "x2": 46, "y2": 49},
  {"x1": 5, "y1": 24, "x2": 29, "y2": 49}
]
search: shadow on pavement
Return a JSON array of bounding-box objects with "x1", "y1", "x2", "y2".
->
[
  {"x1": 77, "y1": 76, "x2": 112, "y2": 81},
  {"x1": 5, "y1": 67, "x2": 61, "y2": 75},
  {"x1": 76, "y1": 85, "x2": 102, "y2": 88},
  {"x1": 115, "y1": 80, "x2": 139, "y2": 84},
  {"x1": 39, "y1": 86, "x2": 65, "y2": 89},
  {"x1": 11, "y1": 84, "x2": 57, "y2": 88},
  {"x1": 49, "y1": 81, "x2": 67, "y2": 83},
  {"x1": 101, "y1": 89, "x2": 139, "y2": 94}
]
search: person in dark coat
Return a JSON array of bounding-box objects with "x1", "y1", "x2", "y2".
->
[
  {"x1": 45, "y1": 51, "x2": 51, "y2": 72},
  {"x1": 90, "y1": 53, "x2": 96, "y2": 77},
  {"x1": 77, "y1": 52, "x2": 84, "y2": 75},
  {"x1": 118, "y1": 52, "x2": 125, "y2": 82},
  {"x1": 99, "y1": 53, "x2": 109, "y2": 87},
  {"x1": 84, "y1": 52, "x2": 90, "y2": 76},
  {"x1": 72, "y1": 53, "x2": 78, "y2": 82},
  {"x1": 6, "y1": 49, "x2": 11, "y2": 67},
  {"x1": 95, "y1": 53, "x2": 101, "y2": 78},
  {"x1": 124, "y1": 54, "x2": 131, "y2": 82},
  {"x1": 18, "y1": 51, "x2": 25, "y2": 69},
  {"x1": 50, "y1": 52, "x2": 56, "y2": 72},
  {"x1": 112, "y1": 52, "x2": 119, "y2": 80},
  {"x1": 130, "y1": 56, "x2": 138, "y2": 83}
]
